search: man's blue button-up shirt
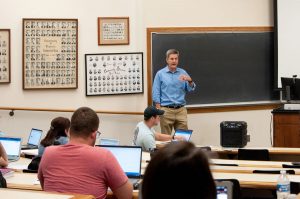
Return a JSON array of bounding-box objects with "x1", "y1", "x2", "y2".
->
[{"x1": 152, "y1": 66, "x2": 196, "y2": 106}]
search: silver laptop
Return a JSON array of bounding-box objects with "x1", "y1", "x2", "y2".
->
[
  {"x1": 98, "y1": 145, "x2": 142, "y2": 184},
  {"x1": 0, "y1": 137, "x2": 22, "y2": 162},
  {"x1": 173, "y1": 129, "x2": 193, "y2": 141},
  {"x1": 99, "y1": 138, "x2": 120, "y2": 146},
  {"x1": 21, "y1": 128, "x2": 43, "y2": 150}
]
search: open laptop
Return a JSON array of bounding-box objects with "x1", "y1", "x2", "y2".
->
[
  {"x1": 21, "y1": 128, "x2": 43, "y2": 150},
  {"x1": 173, "y1": 129, "x2": 193, "y2": 142},
  {"x1": 98, "y1": 145, "x2": 142, "y2": 184},
  {"x1": 99, "y1": 138, "x2": 120, "y2": 146},
  {"x1": 0, "y1": 137, "x2": 22, "y2": 162}
]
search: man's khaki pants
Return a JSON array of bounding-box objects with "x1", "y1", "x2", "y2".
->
[{"x1": 160, "y1": 107, "x2": 188, "y2": 135}]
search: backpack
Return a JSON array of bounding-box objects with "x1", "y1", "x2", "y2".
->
[
  {"x1": 27, "y1": 156, "x2": 41, "y2": 171},
  {"x1": 0, "y1": 171, "x2": 7, "y2": 188}
]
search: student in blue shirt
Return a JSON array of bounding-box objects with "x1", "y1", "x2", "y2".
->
[
  {"x1": 152, "y1": 49, "x2": 196, "y2": 135},
  {"x1": 38, "y1": 117, "x2": 70, "y2": 156}
]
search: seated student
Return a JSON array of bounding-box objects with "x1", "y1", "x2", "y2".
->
[
  {"x1": 38, "y1": 107, "x2": 132, "y2": 199},
  {"x1": 142, "y1": 141, "x2": 216, "y2": 199},
  {"x1": 0, "y1": 142, "x2": 8, "y2": 167},
  {"x1": 38, "y1": 117, "x2": 70, "y2": 156},
  {"x1": 133, "y1": 106, "x2": 184, "y2": 151}
]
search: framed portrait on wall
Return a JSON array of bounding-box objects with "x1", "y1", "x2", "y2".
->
[
  {"x1": 98, "y1": 17, "x2": 129, "y2": 45},
  {"x1": 85, "y1": 52, "x2": 143, "y2": 96},
  {"x1": 22, "y1": 18, "x2": 78, "y2": 89},
  {"x1": 0, "y1": 29, "x2": 11, "y2": 83}
]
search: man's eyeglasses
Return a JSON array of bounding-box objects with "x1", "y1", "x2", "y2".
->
[{"x1": 96, "y1": 130, "x2": 101, "y2": 138}]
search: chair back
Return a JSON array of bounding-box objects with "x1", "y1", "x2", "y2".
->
[
  {"x1": 238, "y1": 149, "x2": 269, "y2": 161},
  {"x1": 291, "y1": 181, "x2": 300, "y2": 194},
  {"x1": 0, "y1": 172, "x2": 7, "y2": 188},
  {"x1": 253, "y1": 170, "x2": 295, "y2": 175},
  {"x1": 282, "y1": 164, "x2": 300, "y2": 169}
]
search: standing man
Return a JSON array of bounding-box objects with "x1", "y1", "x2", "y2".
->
[
  {"x1": 38, "y1": 107, "x2": 132, "y2": 199},
  {"x1": 152, "y1": 49, "x2": 196, "y2": 135}
]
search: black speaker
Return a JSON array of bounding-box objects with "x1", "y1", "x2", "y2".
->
[{"x1": 220, "y1": 121, "x2": 247, "y2": 148}]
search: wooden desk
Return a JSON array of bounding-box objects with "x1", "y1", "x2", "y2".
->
[
  {"x1": 8, "y1": 157, "x2": 32, "y2": 171},
  {"x1": 156, "y1": 141, "x2": 300, "y2": 161},
  {"x1": 0, "y1": 189, "x2": 95, "y2": 199},
  {"x1": 21, "y1": 149, "x2": 38, "y2": 157},
  {"x1": 211, "y1": 158, "x2": 291, "y2": 168},
  {"x1": 210, "y1": 146, "x2": 300, "y2": 155},
  {"x1": 213, "y1": 172, "x2": 300, "y2": 189},
  {"x1": 211, "y1": 165, "x2": 300, "y2": 174},
  {"x1": 6, "y1": 172, "x2": 139, "y2": 199}
]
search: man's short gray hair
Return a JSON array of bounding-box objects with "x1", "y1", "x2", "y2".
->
[{"x1": 166, "y1": 49, "x2": 179, "y2": 59}]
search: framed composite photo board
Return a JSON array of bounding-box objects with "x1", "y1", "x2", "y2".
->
[
  {"x1": 22, "y1": 18, "x2": 78, "y2": 89},
  {"x1": 0, "y1": 29, "x2": 10, "y2": 83},
  {"x1": 98, "y1": 17, "x2": 129, "y2": 45},
  {"x1": 85, "y1": 52, "x2": 143, "y2": 96}
]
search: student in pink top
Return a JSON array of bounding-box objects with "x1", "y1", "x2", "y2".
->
[
  {"x1": 38, "y1": 107, "x2": 133, "y2": 199},
  {"x1": 0, "y1": 142, "x2": 8, "y2": 167}
]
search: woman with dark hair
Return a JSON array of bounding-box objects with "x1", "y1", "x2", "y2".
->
[
  {"x1": 38, "y1": 117, "x2": 70, "y2": 156},
  {"x1": 142, "y1": 141, "x2": 216, "y2": 199}
]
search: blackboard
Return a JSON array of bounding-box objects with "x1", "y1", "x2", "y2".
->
[{"x1": 149, "y1": 28, "x2": 279, "y2": 106}]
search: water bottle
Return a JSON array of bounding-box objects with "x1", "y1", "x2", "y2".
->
[{"x1": 277, "y1": 170, "x2": 290, "y2": 199}]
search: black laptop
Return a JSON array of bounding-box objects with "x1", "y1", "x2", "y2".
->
[{"x1": 21, "y1": 128, "x2": 43, "y2": 150}]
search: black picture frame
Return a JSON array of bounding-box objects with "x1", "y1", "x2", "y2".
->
[{"x1": 85, "y1": 52, "x2": 143, "y2": 96}]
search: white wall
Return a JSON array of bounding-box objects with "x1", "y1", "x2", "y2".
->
[{"x1": 0, "y1": 0, "x2": 275, "y2": 146}]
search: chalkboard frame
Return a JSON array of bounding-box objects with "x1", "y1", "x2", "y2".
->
[{"x1": 146, "y1": 27, "x2": 280, "y2": 112}]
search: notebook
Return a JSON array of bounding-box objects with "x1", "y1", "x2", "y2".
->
[
  {"x1": 0, "y1": 137, "x2": 22, "y2": 162},
  {"x1": 98, "y1": 145, "x2": 142, "y2": 184},
  {"x1": 99, "y1": 138, "x2": 120, "y2": 146},
  {"x1": 21, "y1": 128, "x2": 43, "y2": 150},
  {"x1": 173, "y1": 129, "x2": 193, "y2": 141}
]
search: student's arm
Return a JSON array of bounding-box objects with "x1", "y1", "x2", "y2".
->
[
  {"x1": 155, "y1": 133, "x2": 185, "y2": 141},
  {"x1": 152, "y1": 73, "x2": 161, "y2": 107},
  {"x1": 112, "y1": 181, "x2": 133, "y2": 199},
  {"x1": 0, "y1": 142, "x2": 8, "y2": 167},
  {"x1": 154, "y1": 132, "x2": 172, "y2": 141}
]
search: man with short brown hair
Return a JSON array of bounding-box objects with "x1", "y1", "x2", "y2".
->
[{"x1": 38, "y1": 107, "x2": 132, "y2": 199}]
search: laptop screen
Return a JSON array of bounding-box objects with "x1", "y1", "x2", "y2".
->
[
  {"x1": 217, "y1": 186, "x2": 228, "y2": 199},
  {"x1": 27, "y1": 128, "x2": 42, "y2": 145},
  {"x1": 174, "y1": 129, "x2": 193, "y2": 141},
  {"x1": 215, "y1": 180, "x2": 233, "y2": 199},
  {"x1": 100, "y1": 138, "x2": 119, "y2": 146},
  {"x1": 99, "y1": 145, "x2": 142, "y2": 177},
  {"x1": 0, "y1": 137, "x2": 22, "y2": 159}
]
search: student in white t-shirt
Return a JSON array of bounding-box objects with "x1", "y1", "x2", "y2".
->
[{"x1": 133, "y1": 106, "x2": 184, "y2": 151}]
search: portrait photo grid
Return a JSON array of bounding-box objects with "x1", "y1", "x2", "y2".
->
[
  {"x1": 85, "y1": 53, "x2": 143, "y2": 96},
  {"x1": 23, "y1": 19, "x2": 78, "y2": 89},
  {"x1": 0, "y1": 30, "x2": 10, "y2": 83}
]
